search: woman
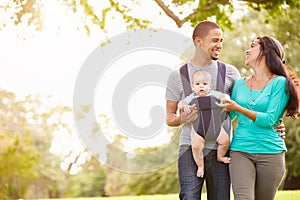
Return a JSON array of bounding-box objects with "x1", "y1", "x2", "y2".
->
[{"x1": 223, "y1": 36, "x2": 300, "y2": 200}]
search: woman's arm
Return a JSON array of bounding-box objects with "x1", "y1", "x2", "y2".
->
[
  {"x1": 223, "y1": 100, "x2": 257, "y2": 121},
  {"x1": 223, "y1": 77, "x2": 289, "y2": 127}
]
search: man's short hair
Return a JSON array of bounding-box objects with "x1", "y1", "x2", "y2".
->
[{"x1": 192, "y1": 20, "x2": 221, "y2": 41}]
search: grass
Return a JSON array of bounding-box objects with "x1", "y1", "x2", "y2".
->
[
  {"x1": 47, "y1": 190, "x2": 300, "y2": 200},
  {"x1": 274, "y1": 190, "x2": 300, "y2": 200}
]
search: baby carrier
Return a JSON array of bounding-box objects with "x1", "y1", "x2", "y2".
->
[{"x1": 180, "y1": 61, "x2": 228, "y2": 141}]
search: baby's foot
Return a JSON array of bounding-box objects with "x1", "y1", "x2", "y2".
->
[
  {"x1": 218, "y1": 156, "x2": 231, "y2": 164},
  {"x1": 197, "y1": 166, "x2": 204, "y2": 178}
]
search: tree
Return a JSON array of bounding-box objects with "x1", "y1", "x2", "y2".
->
[
  {"x1": 103, "y1": 127, "x2": 181, "y2": 196},
  {"x1": 154, "y1": 0, "x2": 300, "y2": 28},
  {"x1": 0, "y1": 131, "x2": 38, "y2": 199},
  {"x1": 0, "y1": 89, "x2": 74, "y2": 198},
  {"x1": 283, "y1": 117, "x2": 300, "y2": 190},
  {"x1": 22, "y1": 95, "x2": 73, "y2": 199},
  {"x1": 1, "y1": 0, "x2": 300, "y2": 33},
  {"x1": 63, "y1": 156, "x2": 108, "y2": 197},
  {"x1": 0, "y1": 90, "x2": 39, "y2": 199}
]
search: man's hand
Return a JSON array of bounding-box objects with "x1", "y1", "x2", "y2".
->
[
  {"x1": 166, "y1": 100, "x2": 197, "y2": 127},
  {"x1": 180, "y1": 104, "x2": 198, "y2": 124},
  {"x1": 274, "y1": 119, "x2": 286, "y2": 139}
]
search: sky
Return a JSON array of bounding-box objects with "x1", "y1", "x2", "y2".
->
[{"x1": 0, "y1": 19, "x2": 96, "y2": 104}]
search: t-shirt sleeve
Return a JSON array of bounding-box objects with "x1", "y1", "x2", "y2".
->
[
  {"x1": 224, "y1": 64, "x2": 241, "y2": 96},
  {"x1": 226, "y1": 64, "x2": 241, "y2": 81},
  {"x1": 165, "y1": 70, "x2": 182, "y2": 102},
  {"x1": 228, "y1": 78, "x2": 241, "y2": 120},
  {"x1": 184, "y1": 93, "x2": 195, "y2": 104}
]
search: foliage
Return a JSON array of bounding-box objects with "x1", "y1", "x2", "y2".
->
[
  {"x1": 1, "y1": 0, "x2": 300, "y2": 33},
  {"x1": 23, "y1": 97, "x2": 72, "y2": 198},
  {"x1": 0, "y1": 132, "x2": 38, "y2": 199},
  {"x1": 0, "y1": 89, "x2": 73, "y2": 198},
  {"x1": 103, "y1": 162, "x2": 179, "y2": 197},
  {"x1": 102, "y1": 159, "x2": 179, "y2": 197},
  {"x1": 0, "y1": 90, "x2": 39, "y2": 198},
  {"x1": 63, "y1": 157, "x2": 108, "y2": 197},
  {"x1": 127, "y1": 162, "x2": 179, "y2": 195},
  {"x1": 1, "y1": 0, "x2": 45, "y2": 30},
  {"x1": 266, "y1": 8, "x2": 300, "y2": 72},
  {"x1": 83, "y1": 0, "x2": 298, "y2": 31},
  {"x1": 0, "y1": 0, "x2": 150, "y2": 35},
  {"x1": 282, "y1": 116, "x2": 300, "y2": 189},
  {"x1": 220, "y1": 8, "x2": 300, "y2": 76},
  {"x1": 103, "y1": 128, "x2": 180, "y2": 196}
]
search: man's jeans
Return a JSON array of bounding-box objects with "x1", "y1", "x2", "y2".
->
[{"x1": 178, "y1": 145, "x2": 230, "y2": 200}]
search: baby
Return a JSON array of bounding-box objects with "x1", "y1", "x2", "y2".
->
[{"x1": 178, "y1": 70, "x2": 230, "y2": 178}]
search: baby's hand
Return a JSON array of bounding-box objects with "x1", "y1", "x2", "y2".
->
[
  {"x1": 220, "y1": 93, "x2": 230, "y2": 102},
  {"x1": 183, "y1": 105, "x2": 192, "y2": 114},
  {"x1": 216, "y1": 94, "x2": 230, "y2": 107}
]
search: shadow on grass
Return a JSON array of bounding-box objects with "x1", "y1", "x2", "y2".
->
[{"x1": 46, "y1": 190, "x2": 300, "y2": 200}]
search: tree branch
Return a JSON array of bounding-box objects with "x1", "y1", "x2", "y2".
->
[
  {"x1": 153, "y1": 0, "x2": 184, "y2": 27},
  {"x1": 154, "y1": 0, "x2": 231, "y2": 27},
  {"x1": 153, "y1": 0, "x2": 279, "y2": 28},
  {"x1": 241, "y1": 0, "x2": 277, "y2": 4}
]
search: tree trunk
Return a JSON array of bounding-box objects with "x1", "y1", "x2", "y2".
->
[{"x1": 283, "y1": 172, "x2": 300, "y2": 190}]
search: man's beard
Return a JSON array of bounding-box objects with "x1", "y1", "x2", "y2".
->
[{"x1": 211, "y1": 56, "x2": 218, "y2": 60}]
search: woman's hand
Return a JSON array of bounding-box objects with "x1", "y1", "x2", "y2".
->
[
  {"x1": 218, "y1": 99, "x2": 239, "y2": 112},
  {"x1": 217, "y1": 101, "x2": 286, "y2": 139}
]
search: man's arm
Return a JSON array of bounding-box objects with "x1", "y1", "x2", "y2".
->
[
  {"x1": 166, "y1": 100, "x2": 197, "y2": 126},
  {"x1": 275, "y1": 119, "x2": 286, "y2": 138},
  {"x1": 178, "y1": 99, "x2": 193, "y2": 114}
]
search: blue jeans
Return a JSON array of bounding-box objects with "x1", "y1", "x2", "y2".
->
[{"x1": 178, "y1": 145, "x2": 230, "y2": 200}]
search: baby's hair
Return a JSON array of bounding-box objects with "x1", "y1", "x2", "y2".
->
[{"x1": 192, "y1": 71, "x2": 212, "y2": 84}]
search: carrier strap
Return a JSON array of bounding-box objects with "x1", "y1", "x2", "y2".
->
[{"x1": 180, "y1": 61, "x2": 226, "y2": 97}]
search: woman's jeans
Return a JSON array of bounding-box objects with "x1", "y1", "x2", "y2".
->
[
  {"x1": 178, "y1": 145, "x2": 230, "y2": 200},
  {"x1": 229, "y1": 151, "x2": 285, "y2": 200}
]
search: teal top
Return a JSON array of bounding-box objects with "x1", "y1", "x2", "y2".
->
[{"x1": 229, "y1": 76, "x2": 288, "y2": 154}]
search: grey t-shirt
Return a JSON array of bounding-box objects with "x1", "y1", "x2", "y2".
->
[{"x1": 165, "y1": 60, "x2": 241, "y2": 149}]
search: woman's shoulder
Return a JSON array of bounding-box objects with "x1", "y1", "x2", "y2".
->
[
  {"x1": 273, "y1": 75, "x2": 286, "y2": 81},
  {"x1": 272, "y1": 75, "x2": 287, "y2": 84},
  {"x1": 235, "y1": 77, "x2": 248, "y2": 85},
  {"x1": 267, "y1": 75, "x2": 287, "y2": 91}
]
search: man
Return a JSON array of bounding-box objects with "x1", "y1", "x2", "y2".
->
[
  {"x1": 166, "y1": 20, "x2": 240, "y2": 200},
  {"x1": 165, "y1": 20, "x2": 286, "y2": 200}
]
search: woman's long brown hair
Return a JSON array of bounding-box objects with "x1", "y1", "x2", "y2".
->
[{"x1": 257, "y1": 36, "x2": 300, "y2": 119}]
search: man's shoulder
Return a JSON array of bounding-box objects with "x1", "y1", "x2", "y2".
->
[
  {"x1": 218, "y1": 61, "x2": 238, "y2": 70},
  {"x1": 169, "y1": 68, "x2": 181, "y2": 76},
  {"x1": 220, "y1": 61, "x2": 241, "y2": 79},
  {"x1": 167, "y1": 68, "x2": 181, "y2": 85}
]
